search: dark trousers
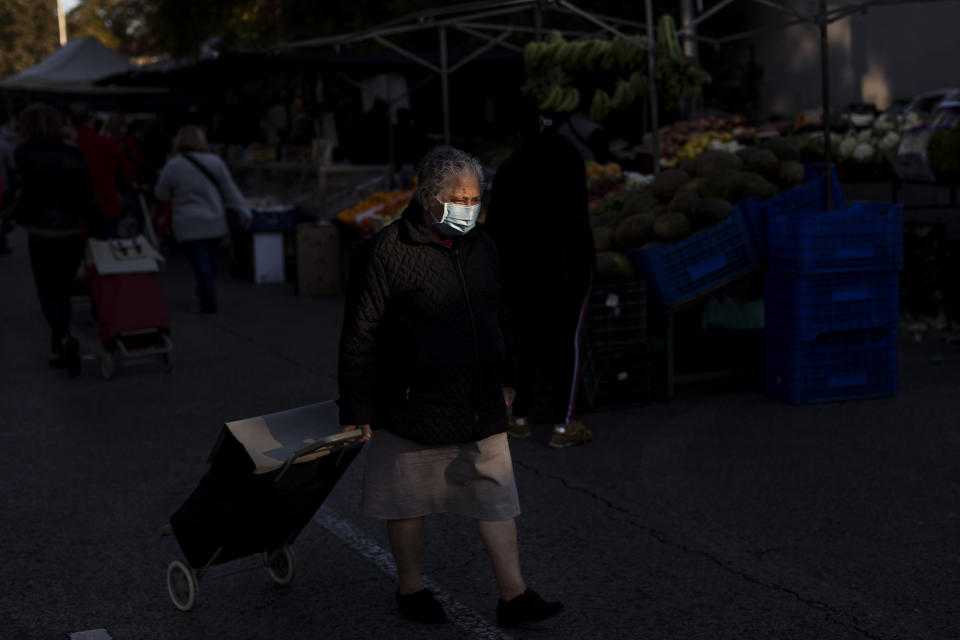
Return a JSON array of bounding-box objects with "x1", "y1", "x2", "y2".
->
[
  {"x1": 509, "y1": 280, "x2": 592, "y2": 424},
  {"x1": 28, "y1": 233, "x2": 86, "y2": 352},
  {"x1": 182, "y1": 238, "x2": 220, "y2": 309}
]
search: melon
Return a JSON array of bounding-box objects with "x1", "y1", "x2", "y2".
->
[
  {"x1": 593, "y1": 226, "x2": 615, "y2": 251},
  {"x1": 652, "y1": 169, "x2": 691, "y2": 201},
  {"x1": 778, "y1": 160, "x2": 805, "y2": 188},
  {"x1": 695, "y1": 150, "x2": 743, "y2": 178},
  {"x1": 669, "y1": 190, "x2": 700, "y2": 214},
  {"x1": 699, "y1": 169, "x2": 747, "y2": 201},
  {"x1": 614, "y1": 213, "x2": 656, "y2": 248},
  {"x1": 654, "y1": 213, "x2": 694, "y2": 242},
  {"x1": 761, "y1": 136, "x2": 801, "y2": 162},
  {"x1": 744, "y1": 149, "x2": 780, "y2": 179},
  {"x1": 691, "y1": 197, "x2": 733, "y2": 224}
]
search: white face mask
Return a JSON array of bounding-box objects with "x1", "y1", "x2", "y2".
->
[{"x1": 430, "y1": 193, "x2": 481, "y2": 236}]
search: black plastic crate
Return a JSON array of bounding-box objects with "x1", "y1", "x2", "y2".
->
[
  {"x1": 579, "y1": 342, "x2": 652, "y2": 410},
  {"x1": 585, "y1": 279, "x2": 648, "y2": 349}
]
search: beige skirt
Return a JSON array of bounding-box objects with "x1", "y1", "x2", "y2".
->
[{"x1": 361, "y1": 429, "x2": 521, "y2": 521}]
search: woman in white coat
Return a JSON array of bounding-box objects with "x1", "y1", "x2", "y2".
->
[{"x1": 155, "y1": 126, "x2": 251, "y2": 313}]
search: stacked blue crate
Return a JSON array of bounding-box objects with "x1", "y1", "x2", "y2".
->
[{"x1": 764, "y1": 202, "x2": 903, "y2": 403}]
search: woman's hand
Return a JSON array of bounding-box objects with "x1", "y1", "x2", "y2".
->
[
  {"x1": 343, "y1": 424, "x2": 372, "y2": 442},
  {"x1": 502, "y1": 387, "x2": 516, "y2": 410}
]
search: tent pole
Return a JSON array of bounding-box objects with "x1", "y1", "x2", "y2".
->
[
  {"x1": 819, "y1": 0, "x2": 833, "y2": 210},
  {"x1": 646, "y1": 0, "x2": 660, "y2": 175},
  {"x1": 440, "y1": 25, "x2": 451, "y2": 145}
]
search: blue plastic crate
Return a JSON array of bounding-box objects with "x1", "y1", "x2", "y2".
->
[
  {"x1": 767, "y1": 202, "x2": 903, "y2": 274},
  {"x1": 249, "y1": 207, "x2": 298, "y2": 232},
  {"x1": 765, "y1": 271, "x2": 899, "y2": 341},
  {"x1": 625, "y1": 209, "x2": 758, "y2": 307},
  {"x1": 765, "y1": 327, "x2": 897, "y2": 404},
  {"x1": 738, "y1": 168, "x2": 846, "y2": 258}
]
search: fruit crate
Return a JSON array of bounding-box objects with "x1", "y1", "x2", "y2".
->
[
  {"x1": 625, "y1": 209, "x2": 758, "y2": 308},
  {"x1": 579, "y1": 342, "x2": 652, "y2": 410},
  {"x1": 738, "y1": 168, "x2": 846, "y2": 257},
  {"x1": 765, "y1": 271, "x2": 899, "y2": 341},
  {"x1": 765, "y1": 327, "x2": 897, "y2": 404},
  {"x1": 767, "y1": 202, "x2": 903, "y2": 274},
  {"x1": 584, "y1": 279, "x2": 648, "y2": 349}
]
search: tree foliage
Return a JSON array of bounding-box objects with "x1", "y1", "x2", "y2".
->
[
  {"x1": 0, "y1": 0, "x2": 60, "y2": 78},
  {"x1": 66, "y1": 0, "x2": 156, "y2": 56}
]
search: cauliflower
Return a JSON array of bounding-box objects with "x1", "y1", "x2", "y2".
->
[
  {"x1": 858, "y1": 129, "x2": 873, "y2": 143},
  {"x1": 906, "y1": 111, "x2": 922, "y2": 128},
  {"x1": 853, "y1": 142, "x2": 876, "y2": 162},
  {"x1": 879, "y1": 131, "x2": 901, "y2": 154},
  {"x1": 874, "y1": 114, "x2": 894, "y2": 132},
  {"x1": 839, "y1": 136, "x2": 859, "y2": 159}
]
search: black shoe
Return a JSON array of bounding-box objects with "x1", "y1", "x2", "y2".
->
[
  {"x1": 496, "y1": 589, "x2": 563, "y2": 628},
  {"x1": 64, "y1": 336, "x2": 81, "y2": 377},
  {"x1": 396, "y1": 589, "x2": 446, "y2": 624}
]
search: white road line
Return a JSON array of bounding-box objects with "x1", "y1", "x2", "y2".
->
[
  {"x1": 68, "y1": 630, "x2": 112, "y2": 640},
  {"x1": 313, "y1": 506, "x2": 513, "y2": 640}
]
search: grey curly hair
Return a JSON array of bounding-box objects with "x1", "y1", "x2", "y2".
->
[{"x1": 416, "y1": 145, "x2": 484, "y2": 198}]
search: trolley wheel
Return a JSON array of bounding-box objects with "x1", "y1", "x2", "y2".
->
[
  {"x1": 167, "y1": 560, "x2": 198, "y2": 611},
  {"x1": 100, "y1": 350, "x2": 117, "y2": 380},
  {"x1": 161, "y1": 352, "x2": 173, "y2": 373},
  {"x1": 264, "y1": 547, "x2": 295, "y2": 585}
]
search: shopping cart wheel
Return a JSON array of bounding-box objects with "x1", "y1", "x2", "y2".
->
[
  {"x1": 264, "y1": 547, "x2": 295, "y2": 585},
  {"x1": 100, "y1": 350, "x2": 117, "y2": 380},
  {"x1": 161, "y1": 353, "x2": 173, "y2": 373},
  {"x1": 167, "y1": 560, "x2": 198, "y2": 611}
]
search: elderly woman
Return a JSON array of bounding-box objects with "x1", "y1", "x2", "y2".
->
[
  {"x1": 339, "y1": 146, "x2": 563, "y2": 628},
  {"x1": 154, "y1": 125, "x2": 251, "y2": 313}
]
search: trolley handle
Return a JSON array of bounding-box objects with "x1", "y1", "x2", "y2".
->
[{"x1": 275, "y1": 429, "x2": 363, "y2": 482}]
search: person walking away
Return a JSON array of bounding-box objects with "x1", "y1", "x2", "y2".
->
[
  {"x1": 339, "y1": 145, "x2": 564, "y2": 627},
  {"x1": 14, "y1": 103, "x2": 106, "y2": 375},
  {"x1": 154, "y1": 125, "x2": 251, "y2": 313},
  {"x1": 486, "y1": 101, "x2": 596, "y2": 448},
  {"x1": 68, "y1": 103, "x2": 136, "y2": 238}
]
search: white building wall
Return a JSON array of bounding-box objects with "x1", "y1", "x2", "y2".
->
[{"x1": 750, "y1": 1, "x2": 960, "y2": 117}]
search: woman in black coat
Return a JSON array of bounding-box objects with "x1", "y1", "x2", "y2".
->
[
  {"x1": 14, "y1": 103, "x2": 104, "y2": 375},
  {"x1": 338, "y1": 145, "x2": 563, "y2": 628}
]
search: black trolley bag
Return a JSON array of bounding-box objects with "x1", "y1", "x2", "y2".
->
[{"x1": 162, "y1": 401, "x2": 363, "y2": 611}]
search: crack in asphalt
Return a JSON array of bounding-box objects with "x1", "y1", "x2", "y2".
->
[{"x1": 511, "y1": 458, "x2": 892, "y2": 640}]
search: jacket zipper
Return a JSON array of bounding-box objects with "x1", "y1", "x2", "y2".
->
[{"x1": 451, "y1": 248, "x2": 481, "y2": 427}]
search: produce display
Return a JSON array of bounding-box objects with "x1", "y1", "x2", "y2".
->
[
  {"x1": 590, "y1": 145, "x2": 806, "y2": 280},
  {"x1": 790, "y1": 111, "x2": 923, "y2": 164},
  {"x1": 336, "y1": 188, "x2": 414, "y2": 234}
]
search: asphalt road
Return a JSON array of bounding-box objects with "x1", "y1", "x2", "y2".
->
[{"x1": 1, "y1": 226, "x2": 958, "y2": 640}]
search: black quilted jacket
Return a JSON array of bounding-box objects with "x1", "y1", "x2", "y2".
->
[{"x1": 337, "y1": 196, "x2": 516, "y2": 445}]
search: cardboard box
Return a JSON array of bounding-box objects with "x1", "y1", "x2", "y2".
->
[{"x1": 296, "y1": 223, "x2": 341, "y2": 296}]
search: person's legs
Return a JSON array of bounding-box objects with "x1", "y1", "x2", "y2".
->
[
  {"x1": 28, "y1": 234, "x2": 85, "y2": 373},
  {"x1": 388, "y1": 517, "x2": 445, "y2": 624},
  {"x1": 507, "y1": 299, "x2": 542, "y2": 430},
  {"x1": 548, "y1": 279, "x2": 593, "y2": 447},
  {"x1": 387, "y1": 517, "x2": 425, "y2": 595},
  {"x1": 479, "y1": 518, "x2": 564, "y2": 627},
  {"x1": 183, "y1": 239, "x2": 217, "y2": 311},
  {"x1": 476, "y1": 518, "x2": 526, "y2": 601}
]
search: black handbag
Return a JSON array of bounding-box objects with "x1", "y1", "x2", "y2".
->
[{"x1": 182, "y1": 152, "x2": 245, "y2": 233}]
